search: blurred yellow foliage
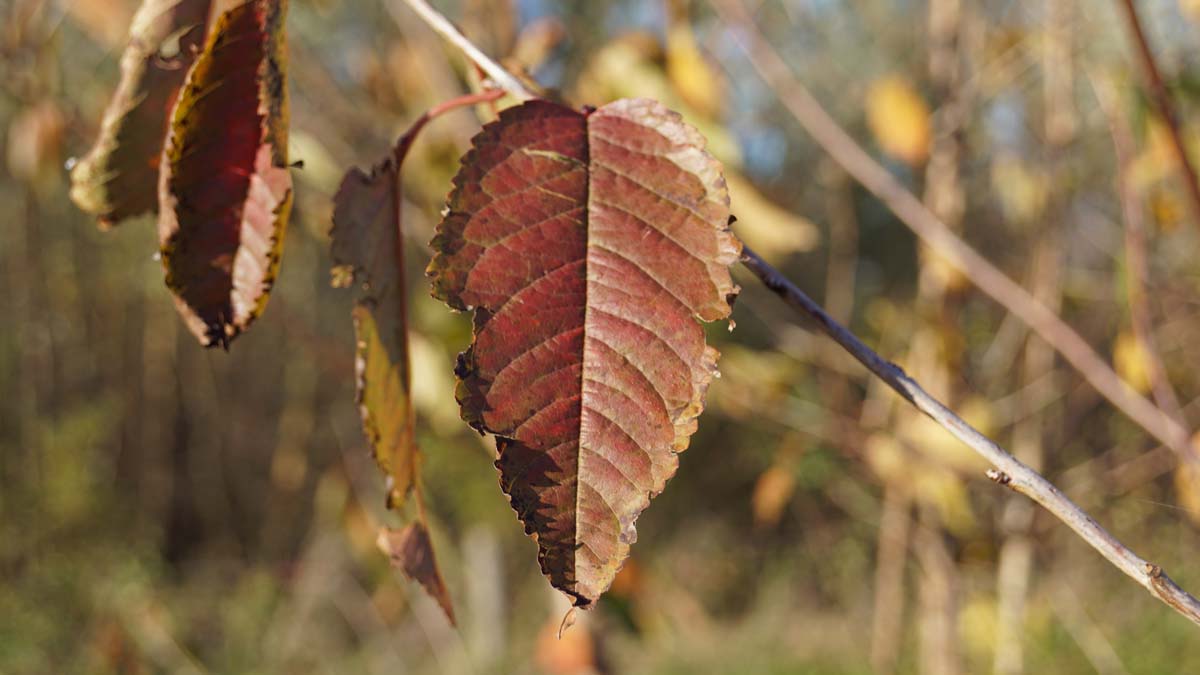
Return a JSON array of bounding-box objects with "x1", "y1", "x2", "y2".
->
[
  {"x1": 665, "y1": 0, "x2": 723, "y2": 118},
  {"x1": 1112, "y1": 330, "x2": 1153, "y2": 394},
  {"x1": 1148, "y1": 185, "x2": 1185, "y2": 233},
  {"x1": 865, "y1": 75, "x2": 931, "y2": 166},
  {"x1": 912, "y1": 465, "x2": 977, "y2": 536},
  {"x1": 1174, "y1": 436, "x2": 1200, "y2": 526},
  {"x1": 1183, "y1": 0, "x2": 1200, "y2": 23},
  {"x1": 865, "y1": 432, "x2": 906, "y2": 483},
  {"x1": 919, "y1": 246, "x2": 970, "y2": 294},
  {"x1": 752, "y1": 464, "x2": 797, "y2": 528},
  {"x1": 990, "y1": 154, "x2": 1048, "y2": 225},
  {"x1": 727, "y1": 172, "x2": 819, "y2": 262},
  {"x1": 868, "y1": 428, "x2": 977, "y2": 537},
  {"x1": 411, "y1": 333, "x2": 465, "y2": 434},
  {"x1": 959, "y1": 595, "x2": 999, "y2": 661}
]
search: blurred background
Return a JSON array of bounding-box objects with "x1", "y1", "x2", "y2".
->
[{"x1": 6, "y1": 0, "x2": 1200, "y2": 672}]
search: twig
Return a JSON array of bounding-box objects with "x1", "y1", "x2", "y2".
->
[
  {"x1": 1090, "y1": 72, "x2": 1191, "y2": 442},
  {"x1": 711, "y1": 0, "x2": 1192, "y2": 460},
  {"x1": 1115, "y1": 0, "x2": 1200, "y2": 230},
  {"x1": 397, "y1": 0, "x2": 1200, "y2": 629},
  {"x1": 739, "y1": 244, "x2": 1200, "y2": 627},
  {"x1": 398, "y1": 0, "x2": 534, "y2": 101}
]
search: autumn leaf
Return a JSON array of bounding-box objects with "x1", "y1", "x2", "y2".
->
[
  {"x1": 158, "y1": 0, "x2": 292, "y2": 347},
  {"x1": 332, "y1": 90, "x2": 502, "y2": 624},
  {"x1": 331, "y1": 92, "x2": 504, "y2": 513},
  {"x1": 377, "y1": 524, "x2": 456, "y2": 625},
  {"x1": 70, "y1": 0, "x2": 213, "y2": 227},
  {"x1": 429, "y1": 98, "x2": 740, "y2": 606},
  {"x1": 866, "y1": 75, "x2": 931, "y2": 166},
  {"x1": 331, "y1": 159, "x2": 416, "y2": 508}
]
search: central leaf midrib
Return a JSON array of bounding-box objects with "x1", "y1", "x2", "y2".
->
[{"x1": 574, "y1": 111, "x2": 593, "y2": 591}]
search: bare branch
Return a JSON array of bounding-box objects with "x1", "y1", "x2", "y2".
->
[
  {"x1": 739, "y1": 244, "x2": 1200, "y2": 627},
  {"x1": 1115, "y1": 0, "x2": 1200, "y2": 231},
  {"x1": 1090, "y1": 72, "x2": 1191, "y2": 440},
  {"x1": 397, "y1": 0, "x2": 1200, "y2": 628},
  {"x1": 398, "y1": 0, "x2": 535, "y2": 101},
  {"x1": 710, "y1": 0, "x2": 1192, "y2": 460}
]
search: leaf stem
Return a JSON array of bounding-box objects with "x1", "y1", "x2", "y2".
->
[{"x1": 739, "y1": 244, "x2": 1200, "y2": 628}]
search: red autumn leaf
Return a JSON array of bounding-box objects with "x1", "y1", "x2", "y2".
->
[
  {"x1": 158, "y1": 0, "x2": 292, "y2": 347},
  {"x1": 428, "y1": 98, "x2": 740, "y2": 606},
  {"x1": 70, "y1": 0, "x2": 213, "y2": 227},
  {"x1": 376, "y1": 523, "x2": 456, "y2": 626}
]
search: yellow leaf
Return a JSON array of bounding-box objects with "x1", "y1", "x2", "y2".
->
[
  {"x1": 665, "y1": 0, "x2": 723, "y2": 118},
  {"x1": 752, "y1": 465, "x2": 797, "y2": 528},
  {"x1": 1113, "y1": 330, "x2": 1153, "y2": 394},
  {"x1": 1176, "y1": 465, "x2": 1200, "y2": 525},
  {"x1": 990, "y1": 154, "x2": 1048, "y2": 225},
  {"x1": 866, "y1": 75, "x2": 931, "y2": 166}
]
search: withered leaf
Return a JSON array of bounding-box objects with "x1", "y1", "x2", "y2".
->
[
  {"x1": 331, "y1": 158, "x2": 416, "y2": 508},
  {"x1": 158, "y1": 0, "x2": 292, "y2": 347},
  {"x1": 70, "y1": 0, "x2": 213, "y2": 227},
  {"x1": 377, "y1": 523, "x2": 456, "y2": 626}
]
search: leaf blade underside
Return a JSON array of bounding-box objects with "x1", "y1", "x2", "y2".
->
[
  {"x1": 158, "y1": 0, "x2": 292, "y2": 347},
  {"x1": 69, "y1": 0, "x2": 213, "y2": 227},
  {"x1": 429, "y1": 98, "x2": 740, "y2": 606}
]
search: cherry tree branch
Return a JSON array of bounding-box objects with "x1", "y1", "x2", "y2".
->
[
  {"x1": 398, "y1": 0, "x2": 534, "y2": 100},
  {"x1": 1115, "y1": 0, "x2": 1200, "y2": 230},
  {"x1": 739, "y1": 245, "x2": 1200, "y2": 627},
  {"x1": 397, "y1": 0, "x2": 1200, "y2": 629},
  {"x1": 710, "y1": 0, "x2": 1193, "y2": 461}
]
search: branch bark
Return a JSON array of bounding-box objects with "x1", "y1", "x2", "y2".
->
[
  {"x1": 739, "y1": 244, "x2": 1200, "y2": 628},
  {"x1": 398, "y1": 0, "x2": 1200, "y2": 629}
]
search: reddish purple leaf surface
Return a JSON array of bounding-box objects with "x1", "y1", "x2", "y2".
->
[
  {"x1": 158, "y1": 0, "x2": 291, "y2": 347},
  {"x1": 429, "y1": 98, "x2": 740, "y2": 605},
  {"x1": 70, "y1": 0, "x2": 213, "y2": 227}
]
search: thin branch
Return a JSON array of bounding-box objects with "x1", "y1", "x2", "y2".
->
[
  {"x1": 739, "y1": 244, "x2": 1200, "y2": 628},
  {"x1": 397, "y1": 0, "x2": 1200, "y2": 628},
  {"x1": 1115, "y1": 0, "x2": 1200, "y2": 230},
  {"x1": 1090, "y1": 73, "x2": 1190, "y2": 439},
  {"x1": 710, "y1": 0, "x2": 1192, "y2": 460},
  {"x1": 398, "y1": 0, "x2": 535, "y2": 100}
]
